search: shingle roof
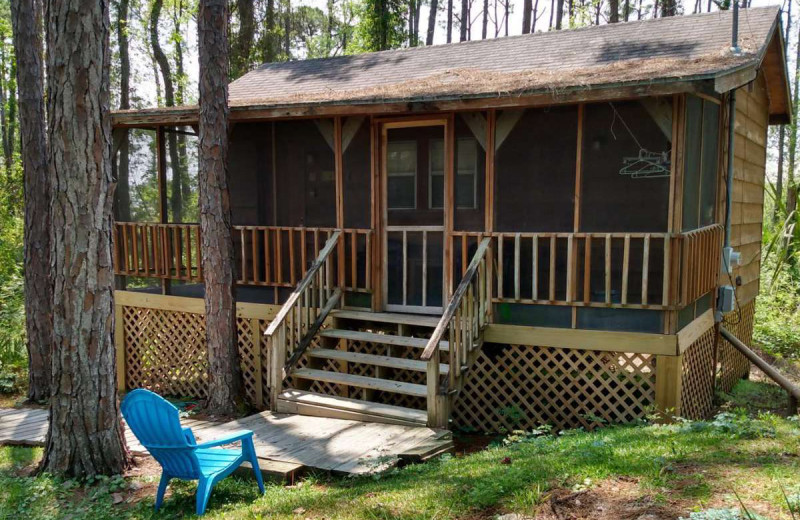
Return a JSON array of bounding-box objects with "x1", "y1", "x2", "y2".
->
[{"x1": 229, "y1": 6, "x2": 782, "y2": 108}]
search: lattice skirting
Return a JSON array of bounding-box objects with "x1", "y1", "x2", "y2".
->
[
  {"x1": 718, "y1": 299, "x2": 755, "y2": 393},
  {"x1": 121, "y1": 304, "x2": 272, "y2": 407},
  {"x1": 452, "y1": 344, "x2": 656, "y2": 432},
  {"x1": 680, "y1": 327, "x2": 716, "y2": 420}
]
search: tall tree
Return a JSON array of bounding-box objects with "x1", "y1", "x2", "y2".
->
[
  {"x1": 446, "y1": 0, "x2": 453, "y2": 42},
  {"x1": 115, "y1": 0, "x2": 132, "y2": 224},
  {"x1": 232, "y1": 0, "x2": 255, "y2": 79},
  {"x1": 11, "y1": 0, "x2": 52, "y2": 403},
  {"x1": 609, "y1": 0, "x2": 619, "y2": 22},
  {"x1": 660, "y1": 0, "x2": 676, "y2": 17},
  {"x1": 481, "y1": 0, "x2": 488, "y2": 38},
  {"x1": 426, "y1": 0, "x2": 438, "y2": 45},
  {"x1": 150, "y1": 0, "x2": 184, "y2": 223},
  {"x1": 775, "y1": 0, "x2": 792, "y2": 222},
  {"x1": 198, "y1": 0, "x2": 243, "y2": 414},
  {"x1": 42, "y1": 0, "x2": 127, "y2": 476},
  {"x1": 522, "y1": 0, "x2": 532, "y2": 33},
  {"x1": 459, "y1": 0, "x2": 468, "y2": 40},
  {"x1": 788, "y1": 14, "x2": 800, "y2": 217},
  {"x1": 556, "y1": 0, "x2": 565, "y2": 28}
]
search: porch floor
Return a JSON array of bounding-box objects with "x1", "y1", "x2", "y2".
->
[{"x1": 0, "y1": 407, "x2": 452, "y2": 476}]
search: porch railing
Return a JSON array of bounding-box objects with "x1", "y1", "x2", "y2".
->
[
  {"x1": 113, "y1": 222, "x2": 372, "y2": 293},
  {"x1": 451, "y1": 224, "x2": 722, "y2": 310},
  {"x1": 421, "y1": 237, "x2": 492, "y2": 428},
  {"x1": 264, "y1": 231, "x2": 342, "y2": 408}
]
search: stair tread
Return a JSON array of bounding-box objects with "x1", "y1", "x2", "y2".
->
[
  {"x1": 278, "y1": 389, "x2": 427, "y2": 423},
  {"x1": 332, "y1": 310, "x2": 441, "y2": 328},
  {"x1": 292, "y1": 368, "x2": 428, "y2": 397},
  {"x1": 319, "y1": 329, "x2": 449, "y2": 350},
  {"x1": 309, "y1": 348, "x2": 449, "y2": 374}
]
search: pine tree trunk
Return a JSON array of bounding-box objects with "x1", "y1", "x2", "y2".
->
[
  {"x1": 12, "y1": 0, "x2": 52, "y2": 403},
  {"x1": 774, "y1": 0, "x2": 791, "y2": 223},
  {"x1": 556, "y1": 0, "x2": 564, "y2": 29},
  {"x1": 198, "y1": 0, "x2": 243, "y2": 415},
  {"x1": 459, "y1": 0, "x2": 468, "y2": 41},
  {"x1": 42, "y1": 0, "x2": 127, "y2": 477},
  {"x1": 115, "y1": 0, "x2": 132, "y2": 224},
  {"x1": 232, "y1": 0, "x2": 254, "y2": 79},
  {"x1": 522, "y1": 0, "x2": 531, "y2": 33},
  {"x1": 481, "y1": 0, "x2": 488, "y2": 38},
  {"x1": 426, "y1": 0, "x2": 438, "y2": 45},
  {"x1": 609, "y1": 0, "x2": 619, "y2": 22},
  {"x1": 446, "y1": 0, "x2": 453, "y2": 42},
  {"x1": 788, "y1": 12, "x2": 800, "y2": 216},
  {"x1": 150, "y1": 0, "x2": 183, "y2": 223}
]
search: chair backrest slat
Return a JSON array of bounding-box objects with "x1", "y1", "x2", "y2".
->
[{"x1": 121, "y1": 389, "x2": 201, "y2": 479}]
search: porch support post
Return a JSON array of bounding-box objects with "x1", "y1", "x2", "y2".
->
[
  {"x1": 485, "y1": 110, "x2": 495, "y2": 322},
  {"x1": 655, "y1": 354, "x2": 683, "y2": 422},
  {"x1": 156, "y1": 125, "x2": 170, "y2": 295},
  {"x1": 334, "y1": 116, "x2": 346, "y2": 292},
  {"x1": 444, "y1": 114, "x2": 455, "y2": 297},
  {"x1": 115, "y1": 302, "x2": 126, "y2": 392}
]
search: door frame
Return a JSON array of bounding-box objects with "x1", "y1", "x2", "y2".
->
[{"x1": 376, "y1": 116, "x2": 454, "y2": 314}]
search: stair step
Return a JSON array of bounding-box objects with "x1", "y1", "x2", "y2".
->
[
  {"x1": 319, "y1": 329, "x2": 449, "y2": 350},
  {"x1": 309, "y1": 348, "x2": 449, "y2": 374},
  {"x1": 277, "y1": 389, "x2": 427, "y2": 425},
  {"x1": 332, "y1": 310, "x2": 441, "y2": 328},
  {"x1": 292, "y1": 368, "x2": 427, "y2": 397}
]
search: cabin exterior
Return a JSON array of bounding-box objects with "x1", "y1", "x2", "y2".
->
[{"x1": 111, "y1": 7, "x2": 790, "y2": 431}]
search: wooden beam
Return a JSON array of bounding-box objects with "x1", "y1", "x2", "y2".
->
[
  {"x1": 484, "y1": 109, "x2": 496, "y2": 232},
  {"x1": 114, "y1": 303, "x2": 126, "y2": 392},
  {"x1": 714, "y1": 65, "x2": 758, "y2": 94},
  {"x1": 655, "y1": 354, "x2": 683, "y2": 421},
  {"x1": 112, "y1": 80, "x2": 706, "y2": 128},
  {"x1": 113, "y1": 290, "x2": 283, "y2": 320},
  {"x1": 494, "y1": 109, "x2": 524, "y2": 150},
  {"x1": 156, "y1": 126, "x2": 170, "y2": 295},
  {"x1": 677, "y1": 309, "x2": 714, "y2": 354},
  {"x1": 459, "y1": 112, "x2": 488, "y2": 150},
  {"x1": 484, "y1": 323, "x2": 677, "y2": 355},
  {"x1": 341, "y1": 116, "x2": 365, "y2": 152}
]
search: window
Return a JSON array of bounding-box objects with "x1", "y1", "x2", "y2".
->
[
  {"x1": 682, "y1": 95, "x2": 720, "y2": 231},
  {"x1": 429, "y1": 138, "x2": 478, "y2": 209},
  {"x1": 387, "y1": 141, "x2": 417, "y2": 209}
]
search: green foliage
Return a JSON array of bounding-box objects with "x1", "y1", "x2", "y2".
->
[
  {"x1": 350, "y1": 0, "x2": 407, "y2": 52},
  {"x1": 0, "y1": 159, "x2": 25, "y2": 372}
]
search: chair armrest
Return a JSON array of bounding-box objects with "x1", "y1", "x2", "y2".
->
[
  {"x1": 195, "y1": 429, "x2": 253, "y2": 449},
  {"x1": 182, "y1": 427, "x2": 196, "y2": 445}
]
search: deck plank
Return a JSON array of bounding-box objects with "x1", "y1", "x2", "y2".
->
[{"x1": 0, "y1": 407, "x2": 451, "y2": 475}]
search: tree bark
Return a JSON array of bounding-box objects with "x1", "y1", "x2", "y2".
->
[
  {"x1": 446, "y1": 0, "x2": 453, "y2": 42},
  {"x1": 12, "y1": 0, "x2": 52, "y2": 403},
  {"x1": 788, "y1": 11, "x2": 800, "y2": 217},
  {"x1": 42, "y1": 0, "x2": 127, "y2": 477},
  {"x1": 198, "y1": 0, "x2": 243, "y2": 415},
  {"x1": 426, "y1": 0, "x2": 438, "y2": 45},
  {"x1": 609, "y1": 0, "x2": 619, "y2": 22},
  {"x1": 774, "y1": 0, "x2": 791, "y2": 222},
  {"x1": 555, "y1": 0, "x2": 564, "y2": 29},
  {"x1": 522, "y1": 0, "x2": 531, "y2": 33},
  {"x1": 150, "y1": 0, "x2": 183, "y2": 223},
  {"x1": 232, "y1": 0, "x2": 254, "y2": 79},
  {"x1": 115, "y1": 0, "x2": 132, "y2": 224},
  {"x1": 481, "y1": 0, "x2": 488, "y2": 38},
  {"x1": 459, "y1": 0, "x2": 468, "y2": 41}
]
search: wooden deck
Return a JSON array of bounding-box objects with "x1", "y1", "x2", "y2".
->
[{"x1": 0, "y1": 407, "x2": 452, "y2": 477}]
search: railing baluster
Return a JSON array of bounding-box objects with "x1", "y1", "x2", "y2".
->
[
  {"x1": 422, "y1": 230, "x2": 428, "y2": 308},
  {"x1": 402, "y1": 230, "x2": 408, "y2": 307},
  {"x1": 641, "y1": 234, "x2": 650, "y2": 306},
  {"x1": 532, "y1": 235, "x2": 538, "y2": 301},
  {"x1": 514, "y1": 233, "x2": 521, "y2": 301},
  {"x1": 604, "y1": 234, "x2": 611, "y2": 305},
  {"x1": 662, "y1": 235, "x2": 671, "y2": 307},
  {"x1": 583, "y1": 235, "x2": 592, "y2": 303},
  {"x1": 621, "y1": 234, "x2": 630, "y2": 305},
  {"x1": 497, "y1": 235, "x2": 504, "y2": 300},
  {"x1": 549, "y1": 235, "x2": 556, "y2": 302}
]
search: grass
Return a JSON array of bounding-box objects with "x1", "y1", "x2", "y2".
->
[{"x1": 1, "y1": 381, "x2": 799, "y2": 519}]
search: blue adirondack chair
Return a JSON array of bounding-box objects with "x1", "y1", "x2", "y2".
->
[{"x1": 121, "y1": 389, "x2": 265, "y2": 515}]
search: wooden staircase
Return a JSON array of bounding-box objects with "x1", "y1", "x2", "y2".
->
[{"x1": 265, "y1": 233, "x2": 492, "y2": 429}]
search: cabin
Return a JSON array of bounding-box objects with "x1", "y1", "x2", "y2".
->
[{"x1": 111, "y1": 6, "x2": 790, "y2": 431}]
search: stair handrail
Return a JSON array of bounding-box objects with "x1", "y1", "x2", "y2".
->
[
  {"x1": 421, "y1": 236, "x2": 492, "y2": 428},
  {"x1": 265, "y1": 230, "x2": 342, "y2": 408}
]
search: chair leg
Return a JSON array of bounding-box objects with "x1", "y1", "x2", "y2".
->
[
  {"x1": 244, "y1": 437, "x2": 265, "y2": 494},
  {"x1": 196, "y1": 477, "x2": 215, "y2": 516},
  {"x1": 155, "y1": 473, "x2": 170, "y2": 511}
]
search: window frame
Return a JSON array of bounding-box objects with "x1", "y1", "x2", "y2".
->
[
  {"x1": 429, "y1": 137, "x2": 478, "y2": 210},
  {"x1": 386, "y1": 140, "x2": 418, "y2": 210}
]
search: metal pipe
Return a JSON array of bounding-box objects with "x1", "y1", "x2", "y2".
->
[
  {"x1": 720, "y1": 327, "x2": 800, "y2": 415},
  {"x1": 724, "y1": 91, "x2": 736, "y2": 249},
  {"x1": 732, "y1": 1, "x2": 740, "y2": 52}
]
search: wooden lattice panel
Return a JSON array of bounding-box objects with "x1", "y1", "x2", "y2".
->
[
  {"x1": 680, "y1": 326, "x2": 716, "y2": 420},
  {"x1": 718, "y1": 300, "x2": 754, "y2": 393},
  {"x1": 123, "y1": 306, "x2": 209, "y2": 398},
  {"x1": 451, "y1": 344, "x2": 655, "y2": 432},
  {"x1": 122, "y1": 304, "x2": 273, "y2": 408}
]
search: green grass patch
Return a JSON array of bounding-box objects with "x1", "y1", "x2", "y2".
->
[{"x1": 1, "y1": 401, "x2": 799, "y2": 519}]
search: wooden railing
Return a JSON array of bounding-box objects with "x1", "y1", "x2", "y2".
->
[
  {"x1": 421, "y1": 237, "x2": 492, "y2": 428},
  {"x1": 264, "y1": 231, "x2": 342, "y2": 408},
  {"x1": 114, "y1": 222, "x2": 372, "y2": 293},
  {"x1": 451, "y1": 224, "x2": 722, "y2": 310}
]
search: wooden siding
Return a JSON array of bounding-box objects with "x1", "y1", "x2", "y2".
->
[{"x1": 726, "y1": 71, "x2": 769, "y2": 305}]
